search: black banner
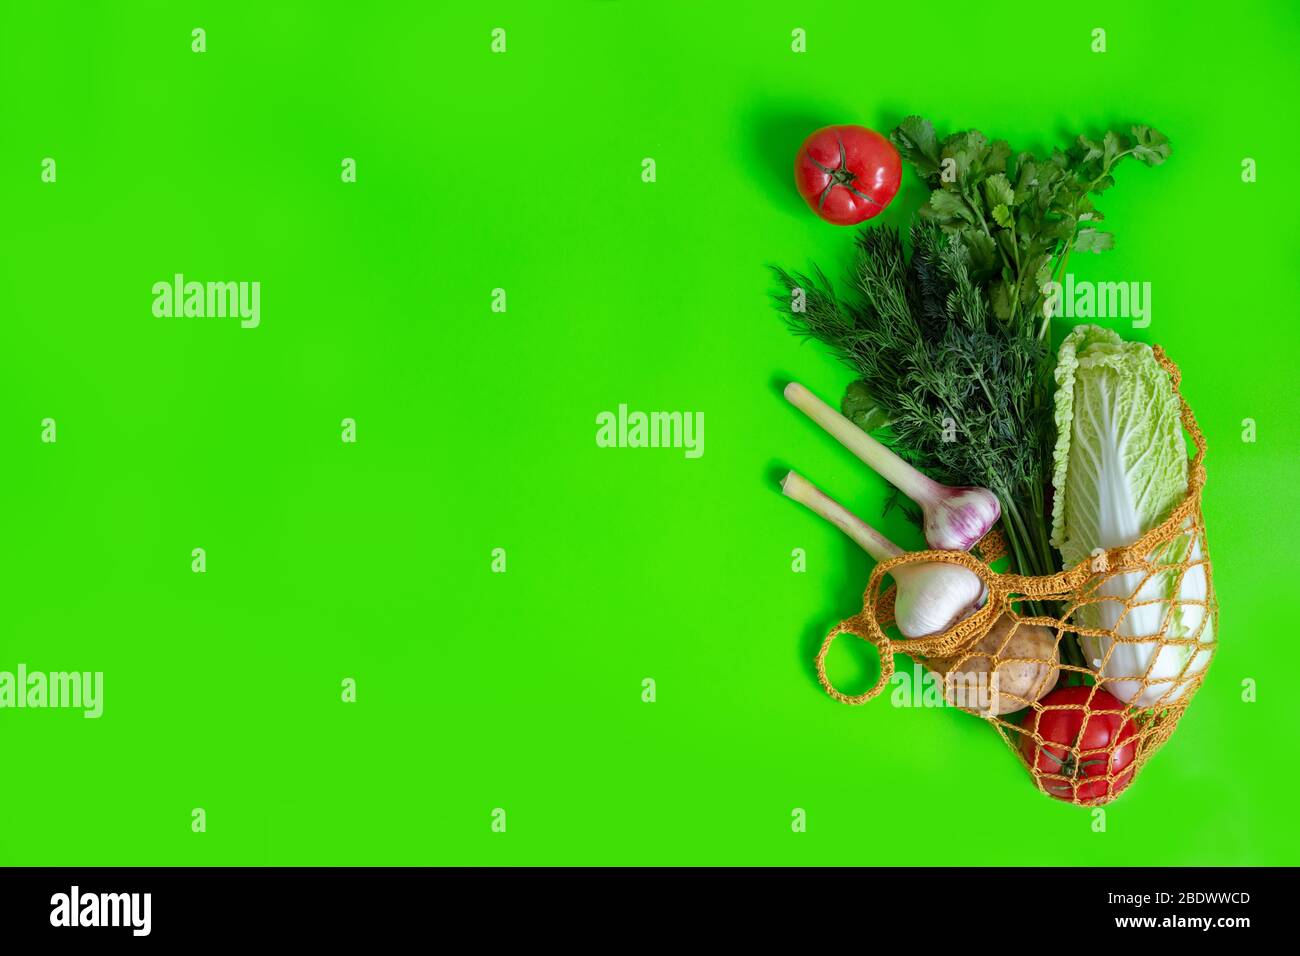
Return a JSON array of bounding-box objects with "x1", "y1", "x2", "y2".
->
[{"x1": 0, "y1": 867, "x2": 1283, "y2": 942}]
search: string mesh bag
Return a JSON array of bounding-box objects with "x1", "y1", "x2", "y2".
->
[{"x1": 813, "y1": 347, "x2": 1216, "y2": 806}]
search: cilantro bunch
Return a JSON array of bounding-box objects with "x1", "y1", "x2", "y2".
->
[{"x1": 891, "y1": 116, "x2": 1170, "y2": 337}]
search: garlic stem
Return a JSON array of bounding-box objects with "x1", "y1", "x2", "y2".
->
[
  {"x1": 785, "y1": 382, "x2": 943, "y2": 502},
  {"x1": 781, "y1": 471, "x2": 903, "y2": 561},
  {"x1": 780, "y1": 469, "x2": 986, "y2": 639},
  {"x1": 784, "y1": 382, "x2": 1001, "y2": 552}
]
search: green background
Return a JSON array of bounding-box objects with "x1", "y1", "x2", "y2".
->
[{"x1": 2, "y1": 0, "x2": 1297, "y2": 866}]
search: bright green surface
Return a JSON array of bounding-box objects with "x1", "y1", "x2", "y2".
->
[{"x1": 2, "y1": 1, "x2": 1297, "y2": 865}]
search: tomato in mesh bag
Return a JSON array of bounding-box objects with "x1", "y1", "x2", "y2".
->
[{"x1": 1019, "y1": 686, "x2": 1138, "y2": 802}]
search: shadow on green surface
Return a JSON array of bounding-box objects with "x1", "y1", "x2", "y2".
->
[
  {"x1": 747, "y1": 105, "x2": 830, "y2": 216},
  {"x1": 763, "y1": 449, "x2": 880, "y2": 702}
]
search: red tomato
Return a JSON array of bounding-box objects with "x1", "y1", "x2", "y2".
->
[
  {"x1": 794, "y1": 125, "x2": 901, "y2": 225},
  {"x1": 1020, "y1": 686, "x2": 1138, "y2": 802}
]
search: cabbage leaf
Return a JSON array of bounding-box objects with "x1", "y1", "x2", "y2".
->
[
  {"x1": 1051, "y1": 326, "x2": 1210, "y2": 706},
  {"x1": 1051, "y1": 325, "x2": 1187, "y2": 563}
]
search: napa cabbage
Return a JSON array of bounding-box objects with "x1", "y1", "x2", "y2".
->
[{"x1": 1051, "y1": 326, "x2": 1212, "y2": 707}]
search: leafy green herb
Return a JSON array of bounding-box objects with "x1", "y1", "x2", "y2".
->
[
  {"x1": 893, "y1": 117, "x2": 1170, "y2": 335},
  {"x1": 841, "y1": 380, "x2": 891, "y2": 433}
]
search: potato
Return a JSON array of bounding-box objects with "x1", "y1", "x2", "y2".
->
[{"x1": 927, "y1": 615, "x2": 1060, "y2": 716}]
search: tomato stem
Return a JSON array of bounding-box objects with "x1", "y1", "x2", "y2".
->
[{"x1": 807, "y1": 134, "x2": 885, "y2": 212}]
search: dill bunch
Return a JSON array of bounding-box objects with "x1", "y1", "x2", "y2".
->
[{"x1": 773, "y1": 221, "x2": 1057, "y2": 580}]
